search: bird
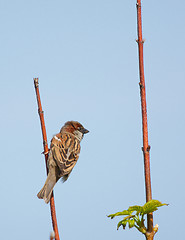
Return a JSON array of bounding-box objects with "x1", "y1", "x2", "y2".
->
[{"x1": 37, "y1": 121, "x2": 89, "y2": 203}]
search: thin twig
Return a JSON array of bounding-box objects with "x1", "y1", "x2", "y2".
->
[
  {"x1": 34, "y1": 78, "x2": 60, "y2": 240},
  {"x1": 136, "y1": 1, "x2": 154, "y2": 239}
]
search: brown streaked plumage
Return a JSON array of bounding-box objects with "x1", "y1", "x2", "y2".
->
[{"x1": 37, "y1": 121, "x2": 89, "y2": 203}]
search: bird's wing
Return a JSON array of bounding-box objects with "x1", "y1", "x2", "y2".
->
[{"x1": 50, "y1": 133, "x2": 81, "y2": 177}]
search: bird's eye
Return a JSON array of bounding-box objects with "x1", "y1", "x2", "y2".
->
[{"x1": 78, "y1": 127, "x2": 84, "y2": 132}]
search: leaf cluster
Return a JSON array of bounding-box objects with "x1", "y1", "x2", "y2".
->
[{"x1": 108, "y1": 200, "x2": 168, "y2": 234}]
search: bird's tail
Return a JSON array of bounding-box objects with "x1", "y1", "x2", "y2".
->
[{"x1": 37, "y1": 168, "x2": 58, "y2": 204}]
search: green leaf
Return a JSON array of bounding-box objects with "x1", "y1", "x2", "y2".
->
[
  {"x1": 128, "y1": 219, "x2": 135, "y2": 228},
  {"x1": 108, "y1": 210, "x2": 131, "y2": 219},
  {"x1": 117, "y1": 219, "x2": 128, "y2": 230},
  {"x1": 142, "y1": 200, "x2": 168, "y2": 214},
  {"x1": 135, "y1": 218, "x2": 144, "y2": 228},
  {"x1": 128, "y1": 205, "x2": 143, "y2": 215},
  {"x1": 140, "y1": 227, "x2": 147, "y2": 234}
]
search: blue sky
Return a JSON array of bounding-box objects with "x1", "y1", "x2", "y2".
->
[{"x1": 0, "y1": 0, "x2": 185, "y2": 239}]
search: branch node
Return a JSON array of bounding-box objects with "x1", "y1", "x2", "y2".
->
[
  {"x1": 147, "y1": 145, "x2": 151, "y2": 152},
  {"x1": 38, "y1": 109, "x2": 44, "y2": 115},
  {"x1": 50, "y1": 231, "x2": 55, "y2": 240},
  {"x1": 136, "y1": 39, "x2": 145, "y2": 44},
  {"x1": 139, "y1": 82, "x2": 144, "y2": 89},
  {"x1": 136, "y1": 3, "x2": 141, "y2": 8},
  {"x1": 34, "y1": 78, "x2": 39, "y2": 88},
  {"x1": 41, "y1": 150, "x2": 49, "y2": 155},
  {"x1": 153, "y1": 224, "x2": 159, "y2": 234},
  {"x1": 43, "y1": 140, "x2": 48, "y2": 146},
  {"x1": 141, "y1": 145, "x2": 151, "y2": 154}
]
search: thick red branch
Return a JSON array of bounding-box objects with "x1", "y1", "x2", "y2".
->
[
  {"x1": 34, "y1": 78, "x2": 60, "y2": 240},
  {"x1": 136, "y1": 0, "x2": 154, "y2": 237}
]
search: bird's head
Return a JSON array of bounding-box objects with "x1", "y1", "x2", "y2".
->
[{"x1": 61, "y1": 121, "x2": 89, "y2": 141}]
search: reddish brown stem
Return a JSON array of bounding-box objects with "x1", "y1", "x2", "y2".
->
[
  {"x1": 34, "y1": 78, "x2": 60, "y2": 240},
  {"x1": 136, "y1": 0, "x2": 154, "y2": 238}
]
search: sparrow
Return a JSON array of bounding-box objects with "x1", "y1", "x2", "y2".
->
[{"x1": 37, "y1": 121, "x2": 89, "y2": 203}]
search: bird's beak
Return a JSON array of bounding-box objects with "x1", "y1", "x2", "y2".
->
[{"x1": 82, "y1": 128, "x2": 89, "y2": 134}]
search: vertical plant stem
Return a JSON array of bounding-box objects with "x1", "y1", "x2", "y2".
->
[
  {"x1": 34, "y1": 78, "x2": 60, "y2": 240},
  {"x1": 136, "y1": 0, "x2": 154, "y2": 238}
]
